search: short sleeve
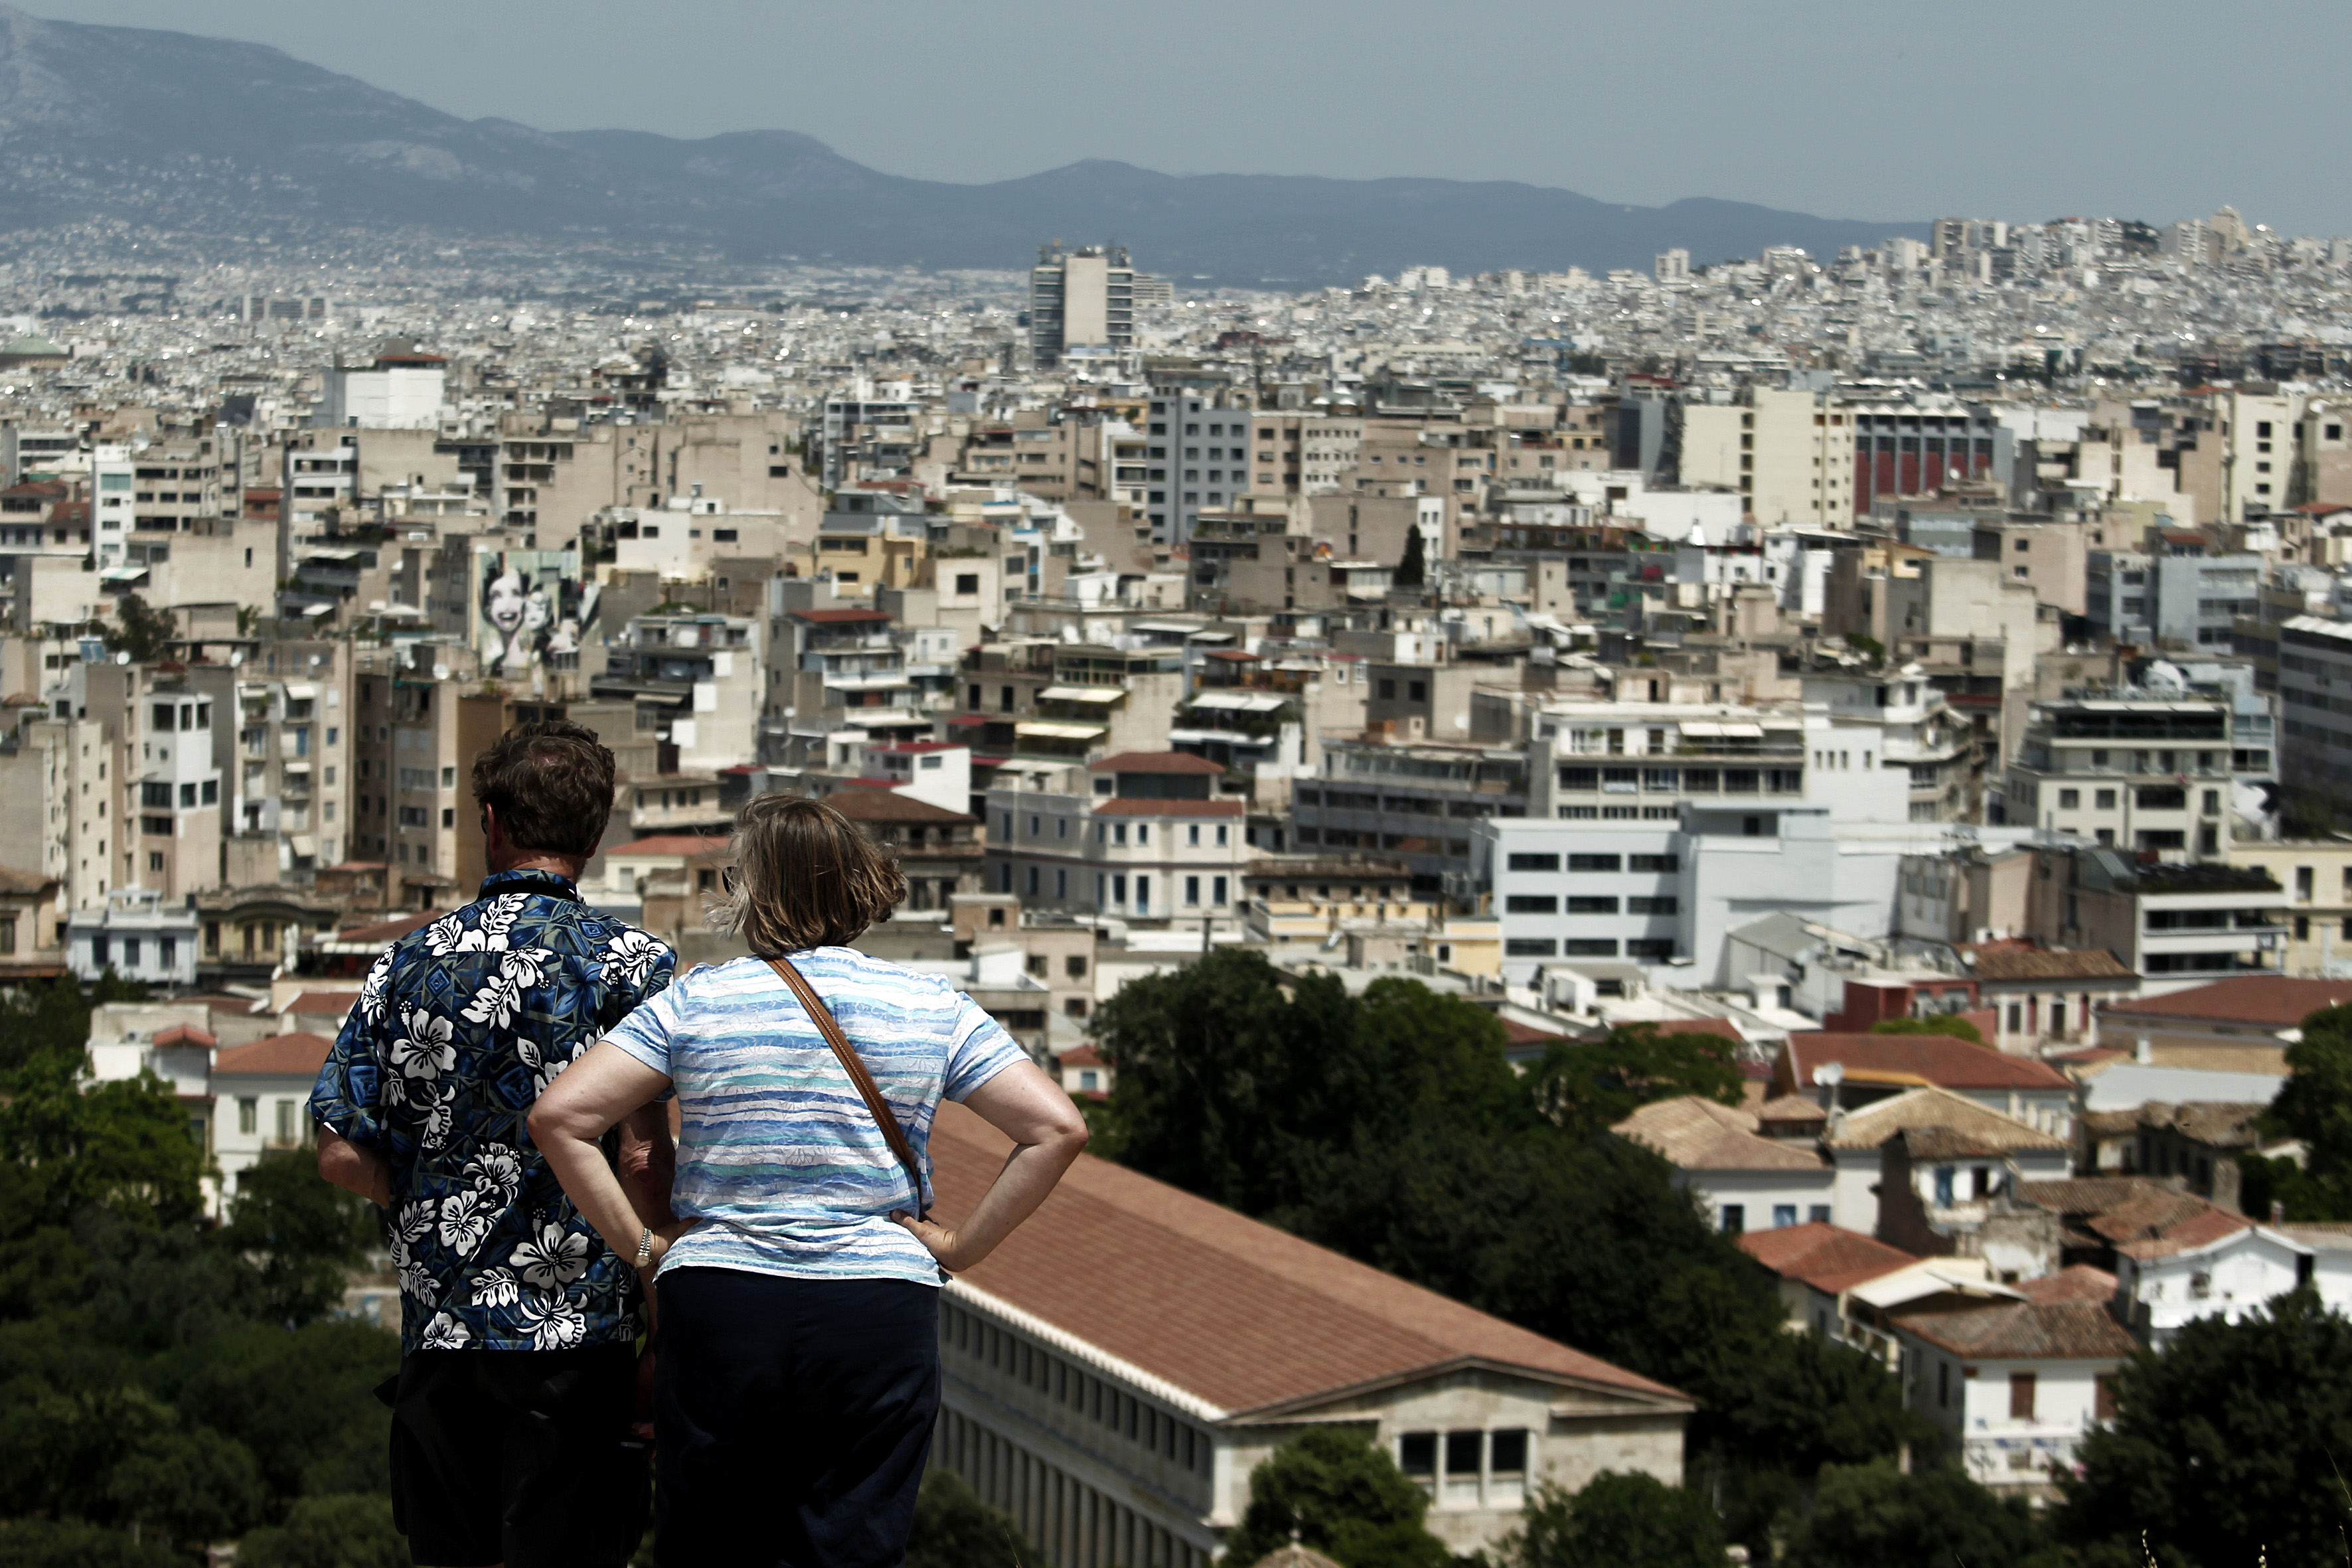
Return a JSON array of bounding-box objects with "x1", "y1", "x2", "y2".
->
[
  {"x1": 942, "y1": 990, "x2": 1028, "y2": 1103},
  {"x1": 604, "y1": 982, "x2": 686, "y2": 1079},
  {"x1": 309, "y1": 951, "x2": 391, "y2": 1148}
]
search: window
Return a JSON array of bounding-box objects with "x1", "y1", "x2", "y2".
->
[
  {"x1": 1399, "y1": 1433, "x2": 1437, "y2": 1495},
  {"x1": 1563, "y1": 939, "x2": 1618, "y2": 956},
  {"x1": 1629, "y1": 854, "x2": 1679, "y2": 872},
  {"x1": 2008, "y1": 1372, "x2": 2037, "y2": 1421},
  {"x1": 1213, "y1": 876, "x2": 1227, "y2": 905},
  {"x1": 1565, "y1": 896, "x2": 1618, "y2": 914},
  {"x1": 1808, "y1": 1204, "x2": 1831, "y2": 1223},
  {"x1": 1504, "y1": 938, "x2": 1557, "y2": 957},
  {"x1": 1720, "y1": 1204, "x2": 1745, "y2": 1235},
  {"x1": 275, "y1": 1099, "x2": 295, "y2": 1142},
  {"x1": 1772, "y1": 1204, "x2": 1798, "y2": 1228},
  {"x1": 2059, "y1": 789, "x2": 2080, "y2": 809},
  {"x1": 1184, "y1": 876, "x2": 1200, "y2": 906},
  {"x1": 1628, "y1": 896, "x2": 1679, "y2": 915},
  {"x1": 1505, "y1": 896, "x2": 1557, "y2": 913},
  {"x1": 1627, "y1": 938, "x2": 1675, "y2": 960},
  {"x1": 1507, "y1": 852, "x2": 1559, "y2": 872},
  {"x1": 238, "y1": 1097, "x2": 257, "y2": 1135},
  {"x1": 1444, "y1": 1431, "x2": 1482, "y2": 1504},
  {"x1": 2094, "y1": 1374, "x2": 2116, "y2": 1421},
  {"x1": 2095, "y1": 789, "x2": 2117, "y2": 809},
  {"x1": 1567, "y1": 854, "x2": 1621, "y2": 872},
  {"x1": 1938, "y1": 1362, "x2": 1950, "y2": 1409}
]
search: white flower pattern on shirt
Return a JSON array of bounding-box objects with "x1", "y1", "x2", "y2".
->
[{"x1": 309, "y1": 870, "x2": 676, "y2": 1355}]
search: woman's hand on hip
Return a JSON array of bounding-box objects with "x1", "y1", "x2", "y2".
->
[{"x1": 890, "y1": 1212, "x2": 974, "y2": 1273}]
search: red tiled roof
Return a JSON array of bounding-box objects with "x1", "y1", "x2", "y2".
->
[
  {"x1": 1499, "y1": 1018, "x2": 1569, "y2": 1047},
  {"x1": 151, "y1": 1022, "x2": 217, "y2": 1049},
  {"x1": 1737, "y1": 1222, "x2": 1917, "y2": 1291},
  {"x1": 1961, "y1": 941, "x2": 2136, "y2": 982},
  {"x1": 335, "y1": 909, "x2": 445, "y2": 944},
  {"x1": 2102, "y1": 976, "x2": 2352, "y2": 1028},
  {"x1": 2016, "y1": 1265, "x2": 2118, "y2": 1304},
  {"x1": 1642, "y1": 1016, "x2": 1744, "y2": 1042},
  {"x1": 1058, "y1": 1044, "x2": 1105, "y2": 1067},
  {"x1": 610, "y1": 834, "x2": 730, "y2": 858},
  {"x1": 215, "y1": 1032, "x2": 334, "y2": 1077},
  {"x1": 820, "y1": 790, "x2": 975, "y2": 824},
  {"x1": 1089, "y1": 753, "x2": 1226, "y2": 774},
  {"x1": 1091, "y1": 798, "x2": 1245, "y2": 818},
  {"x1": 284, "y1": 990, "x2": 360, "y2": 1016},
  {"x1": 1782, "y1": 1033, "x2": 2071, "y2": 1091},
  {"x1": 947, "y1": 715, "x2": 990, "y2": 727},
  {"x1": 789, "y1": 608, "x2": 893, "y2": 624},
  {"x1": 932, "y1": 1102, "x2": 1687, "y2": 1412},
  {"x1": 1892, "y1": 1300, "x2": 2138, "y2": 1361}
]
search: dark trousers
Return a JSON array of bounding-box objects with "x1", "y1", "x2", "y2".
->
[
  {"x1": 654, "y1": 1269, "x2": 941, "y2": 1568},
  {"x1": 388, "y1": 1343, "x2": 647, "y2": 1568}
]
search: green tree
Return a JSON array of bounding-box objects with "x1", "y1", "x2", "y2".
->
[
  {"x1": 2255, "y1": 1002, "x2": 2352, "y2": 1219},
  {"x1": 1784, "y1": 1460, "x2": 2058, "y2": 1568},
  {"x1": 100, "y1": 594, "x2": 177, "y2": 665},
  {"x1": 149, "y1": 1323, "x2": 398, "y2": 1502},
  {"x1": 0, "y1": 1518, "x2": 182, "y2": 1568},
  {"x1": 1509, "y1": 1473, "x2": 1723, "y2": 1568},
  {"x1": 236, "y1": 1494, "x2": 407, "y2": 1568},
  {"x1": 1222, "y1": 1428, "x2": 1449, "y2": 1568},
  {"x1": 903, "y1": 1468, "x2": 1044, "y2": 1568},
  {"x1": 1867, "y1": 1016, "x2": 1983, "y2": 1043},
  {"x1": 104, "y1": 1425, "x2": 268, "y2": 1549},
  {"x1": 1526, "y1": 1024, "x2": 1743, "y2": 1137},
  {"x1": 2058, "y1": 1291, "x2": 2352, "y2": 1568},
  {"x1": 1394, "y1": 524, "x2": 1425, "y2": 588},
  {"x1": 221, "y1": 1149, "x2": 378, "y2": 1324}
]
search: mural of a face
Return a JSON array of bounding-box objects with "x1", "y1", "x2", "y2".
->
[
  {"x1": 484, "y1": 568, "x2": 526, "y2": 635},
  {"x1": 522, "y1": 589, "x2": 553, "y2": 636}
]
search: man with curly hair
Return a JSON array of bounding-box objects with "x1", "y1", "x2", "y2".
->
[{"x1": 311, "y1": 720, "x2": 676, "y2": 1568}]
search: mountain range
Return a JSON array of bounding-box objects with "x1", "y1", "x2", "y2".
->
[{"x1": 0, "y1": 6, "x2": 1924, "y2": 283}]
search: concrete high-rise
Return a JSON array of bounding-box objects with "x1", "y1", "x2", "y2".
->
[{"x1": 1030, "y1": 243, "x2": 1139, "y2": 370}]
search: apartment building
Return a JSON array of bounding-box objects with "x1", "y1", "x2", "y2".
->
[
  {"x1": 2086, "y1": 546, "x2": 2262, "y2": 648},
  {"x1": 2002, "y1": 694, "x2": 2236, "y2": 858},
  {"x1": 1678, "y1": 388, "x2": 1855, "y2": 526},
  {"x1": 985, "y1": 753, "x2": 1248, "y2": 924},
  {"x1": 1143, "y1": 391, "x2": 1255, "y2": 547},
  {"x1": 2026, "y1": 845, "x2": 2286, "y2": 982},
  {"x1": 2274, "y1": 614, "x2": 2352, "y2": 793}
]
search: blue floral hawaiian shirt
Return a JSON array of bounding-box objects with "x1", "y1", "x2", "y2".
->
[{"x1": 309, "y1": 869, "x2": 676, "y2": 1356}]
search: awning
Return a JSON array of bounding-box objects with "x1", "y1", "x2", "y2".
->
[
  {"x1": 1676, "y1": 721, "x2": 1765, "y2": 739},
  {"x1": 1036, "y1": 686, "x2": 1125, "y2": 704},
  {"x1": 1130, "y1": 621, "x2": 1206, "y2": 634},
  {"x1": 1184, "y1": 691, "x2": 1289, "y2": 712},
  {"x1": 1014, "y1": 722, "x2": 1107, "y2": 740},
  {"x1": 290, "y1": 834, "x2": 317, "y2": 858},
  {"x1": 281, "y1": 760, "x2": 311, "y2": 774},
  {"x1": 284, "y1": 683, "x2": 317, "y2": 699}
]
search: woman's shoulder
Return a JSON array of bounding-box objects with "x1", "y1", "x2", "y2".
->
[{"x1": 799, "y1": 947, "x2": 961, "y2": 1001}]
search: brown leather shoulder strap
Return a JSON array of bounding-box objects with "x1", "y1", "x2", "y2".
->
[{"x1": 765, "y1": 954, "x2": 928, "y2": 1217}]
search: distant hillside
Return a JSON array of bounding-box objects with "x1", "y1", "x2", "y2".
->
[{"x1": 0, "y1": 6, "x2": 1923, "y2": 281}]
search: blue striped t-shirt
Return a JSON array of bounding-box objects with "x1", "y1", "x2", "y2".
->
[{"x1": 600, "y1": 947, "x2": 1028, "y2": 1287}]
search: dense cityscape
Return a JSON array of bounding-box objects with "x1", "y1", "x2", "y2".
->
[{"x1": 2, "y1": 12, "x2": 2351, "y2": 1567}]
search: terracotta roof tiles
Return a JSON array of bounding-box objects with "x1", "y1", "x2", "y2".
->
[
  {"x1": 1891, "y1": 1300, "x2": 2138, "y2": 1360},
  {"x1": 1784, "y1": 1034, "x2": 2072, "y2": 1092},
  {"x1": 215, "y1": 1032, "x2": 335, "y2": 1076},
  {"x1": 933, "y1": 1103, "x2": 1686, "y2": 1414},
  {"x1": 2102, "y1": 976, "x2": 2352, "y2": 1028},
  {"x1": 1612, "y1": 1096, "x2": 1828, "y2": 1172}
]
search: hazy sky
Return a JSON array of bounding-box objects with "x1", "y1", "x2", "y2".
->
[{"x1": 31, "y1": 0, "x2": 2352, "y2": 235}]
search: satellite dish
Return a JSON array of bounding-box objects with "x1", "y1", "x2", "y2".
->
[
  {"x1": 432, "y1": 663, "x2": 450, "y2": 682},
  {"x1": 1812, "y1": 1061, "x2": 1845, "y2": 1088},
  {"x1": 114, "y1": 650, "x2": 130, "y2": 665}
]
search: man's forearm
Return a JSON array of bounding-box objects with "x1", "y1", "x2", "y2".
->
[{"x1": 316, "y1": 1127, "x2": 394, "y2": 1208}]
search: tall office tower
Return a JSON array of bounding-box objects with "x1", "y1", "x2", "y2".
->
[{"x1": 1029, "y1": 242, "x2": 1138, "y2": 369}]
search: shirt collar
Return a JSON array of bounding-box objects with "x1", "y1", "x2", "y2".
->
[{"x1": 478, "y1": 868, "x2": 582, "y2": 903}]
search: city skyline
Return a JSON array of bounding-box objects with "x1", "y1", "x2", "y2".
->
[{"x1": 22, "y1": 0, "x2": 2352, "y2": 237}]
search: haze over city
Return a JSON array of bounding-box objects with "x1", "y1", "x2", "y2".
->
[{"x1": 0, "y1": 5, "x2": 2347, "y2": 1567}]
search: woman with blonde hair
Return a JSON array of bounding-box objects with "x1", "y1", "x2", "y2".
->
[{"x1": 534, "y1": 794, "x2": 1087, "y2": 1567}]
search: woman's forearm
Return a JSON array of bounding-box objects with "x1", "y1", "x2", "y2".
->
[
  {"x1": 541, "y1": 1129, "x2": 653, "y2": 1265},
  {"x1": 959, "y1": 1135, "x2": 1087, "y2": 1260}
]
